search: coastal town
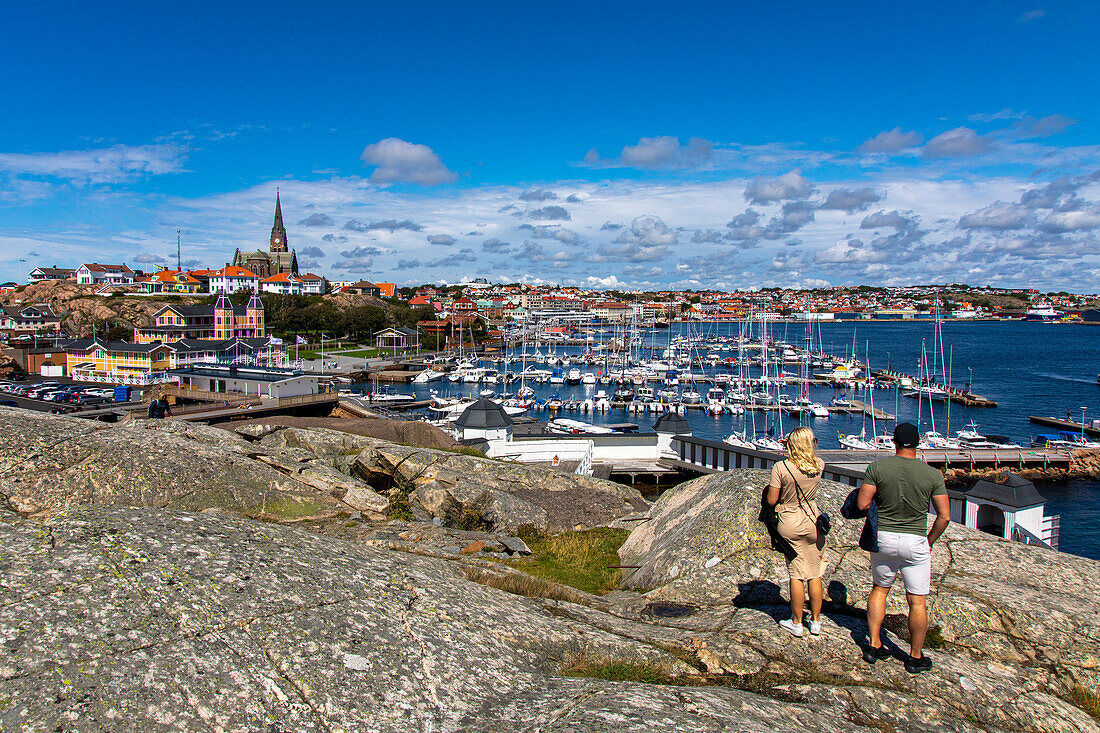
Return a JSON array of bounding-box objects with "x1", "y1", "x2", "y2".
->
[{"x1": 4, "y1": 4, "x2": 1100, "y2": 730}]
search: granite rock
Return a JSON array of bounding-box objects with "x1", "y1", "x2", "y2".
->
[
  {"x1": 617, "y1": 469, "x2": 1100, "y2": 732},
  {"x1": 1, "y1": 506, "x2": 897, "y2": 733}
]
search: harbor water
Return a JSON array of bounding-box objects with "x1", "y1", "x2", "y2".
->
[{"x1": 361, "y1": 320, "x2": 1100, "y2": 559}]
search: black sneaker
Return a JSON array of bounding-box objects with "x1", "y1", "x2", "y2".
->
[
  {"x1": 862, "y1": 644, "x2": 890, "y2": 664},
  {"x1": 905, "y1": 654, "x2": 933, "y2": 674}
]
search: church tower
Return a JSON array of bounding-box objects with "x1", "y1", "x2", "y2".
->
[{"x1": 270, "y1": 190, "x2": 288, "y2": 253}]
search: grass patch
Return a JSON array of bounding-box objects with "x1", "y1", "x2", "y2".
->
[
  {"x1": 386, "y1": 491, "x2": 414, "y2": 521},
  {"x1": 438, "y1": 445, "x2": 488, "y2": 458},
  {"x1": 335, "y1": 348, "x2": 380, "y2": 359},
  {"x1": 924, "y1": 625, "x2": 945, "y2": 650},
  {"x1": 255, "y1": 498, "x2": 326, "y2": 520},
  {"x1": 563, "y1": 659, "x2": 684, "y2": 686},
  {"x1": 1069, "y1": 684, "x2": 1100, "y2": 720},
  {"x1": 506, "y1": 527, "x2": 629, "y2": 596}
]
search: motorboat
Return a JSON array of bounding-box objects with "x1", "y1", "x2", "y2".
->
[
  {"x1": 412, "y1": 368, "x2": 446, "y2": 384},
  {"x1": 565, "y1": 368, "x2": 582, "y2": 385},
  {"x1": 681, "y1": 390, "x2": 703, "y2": 405},
  {"x1": 920, "y1": 431, "x2": 961, "y2": 450},
  {"x1": 364, "y1": 386, "x2": 416, "y2": 404},
  {"x1": 548, "y1": 418, "x2": 614, "y2": 435}
]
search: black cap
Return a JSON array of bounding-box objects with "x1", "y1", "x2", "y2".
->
[{"x1": 893, "y1": 422, "x2": 920, "y2": 448}]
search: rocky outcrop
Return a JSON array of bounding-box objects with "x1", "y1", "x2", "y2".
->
[
  {"x1": 229, "y1": 416, "x2": 465, "y2": 451},
  {"x1": 2, "y1": 410, "x2": 1097, "y2": 731},
  {"x1": 0, "y1": 409, "x2": 379, "y2": 520},
  {"x1": 354, "y1": 439, "x2": 649, "y2": 533},
  {"x1": 0, "y1": 410, "x2": 645, "y2": 533},
  {"x1": 618, "y1": 469, "x2": 1100, "y2": 732},
  {"x1": 1, "y1": 279, "x2": 205, "y2": 333}
]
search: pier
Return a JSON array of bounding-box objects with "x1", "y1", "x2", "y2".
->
[
  {"x1": 872, "y1": 369, "x2": 998, "y2": 407},
  {"x1": 1028, "y1": 415, "x2": 1100, "y2": 439},
  {"x1": 667, "y1": 435, "x2": 1073, "y2": 485}
]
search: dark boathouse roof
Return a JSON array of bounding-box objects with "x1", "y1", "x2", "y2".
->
[
  {"x1": 653, "y1": 412, "x2": 691, "y2": 434},
  {"x1": 950, "y1": 472, "x2": 1046, "y2": 509},
  {"x1": 455, "y1": 398, "x2": 513, "y2": 429}
]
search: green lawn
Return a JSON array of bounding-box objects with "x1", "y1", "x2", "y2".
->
[{"x1": 506, "y1": 527, "x2": 630, "y2": 596}]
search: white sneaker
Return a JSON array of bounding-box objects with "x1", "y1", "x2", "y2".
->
[
  {"x1": 779, "y1": 618, "x2": 804, "y2": 637},
  {"x1": 809, "y1": 620, "x2": 822, "y2": 635}
]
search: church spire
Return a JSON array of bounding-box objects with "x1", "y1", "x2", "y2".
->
[{"x1": 270, "y1": 189, "x2": 288, "y2": 253}]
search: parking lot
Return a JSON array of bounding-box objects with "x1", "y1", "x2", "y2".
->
[{"x1": 0, "y1": 376, "x2": 145, "y2": 414}]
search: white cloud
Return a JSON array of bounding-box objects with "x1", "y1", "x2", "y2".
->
[
  {"x1": 923, "y1": 127, "x2": 992, "y2": 158},
  {"x1": 360, "y1": 138, "x2": 456, "y2": 186},
  {"x1": 744, "y1": 170, "x2": 814, "y2": 204},
  {"x1": 587, "y1": 136, "x2": 715, "y2": 169},
  {"x1": 0, "y1": 143, "x2": 188, "y2": 184},
  {"x1": 586, "y1": 275, "x2": 625, "y2": 288},
  {"x1": 1040, "y1": 208, "x2": 1100, "y2": 232},
  {"x1": 819, "y1": 187, "x2": 882, "y2": 213},
  {"x1": 858, "y1": 128, "x2": 923, "y2": 154},
  {"x1": 958, "y1": 202, "x2": 1030, "y2": 230}
]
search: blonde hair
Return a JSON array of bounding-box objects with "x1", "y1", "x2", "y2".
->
[{"x1": 786, "y1": 426, "x2": 823, "y2": 477}]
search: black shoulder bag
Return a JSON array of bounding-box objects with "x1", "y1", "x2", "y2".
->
[{"x1": 785, "y1": 461, "x2": 831, "y2": 537}]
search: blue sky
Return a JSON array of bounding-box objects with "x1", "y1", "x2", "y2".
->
[{"x1": 2, "y1": 1, "x2": 1099, "y2": 290}]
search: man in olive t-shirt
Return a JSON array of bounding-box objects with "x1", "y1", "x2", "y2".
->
[{"x1": 856, "y1": 422, "x2": 950, "y2": 673}]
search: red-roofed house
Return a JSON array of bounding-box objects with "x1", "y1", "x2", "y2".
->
[
  {"x1": 208, "y1": 266, "x2": 260, "y2": 294},
  {"x1": 296, "y1": 272, "x2": 326, "y2": 295},
  {"x1": 140, "y1": 269, "x2": 204, "y2": 294},
  {"x1": 451, "y1": 297, "x2": 477, "y2": 314},
  {"x1": 260, "y1": 272, "x2": 304, "y2": 295}
]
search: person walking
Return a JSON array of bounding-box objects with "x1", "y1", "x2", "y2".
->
[
  {"x1": 856, "y1": 422, "x2": 950, "y2": 673},
  {"x1": 147, "y1": 396, "x2": 172, "y2": 419},
  {"x1": 767, "y1": 426, "x2": 827, "y2": 638}
]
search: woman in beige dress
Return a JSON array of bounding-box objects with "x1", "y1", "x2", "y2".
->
[{"x1": 767, "y1": 426, "x2": 827, "y2": 637}]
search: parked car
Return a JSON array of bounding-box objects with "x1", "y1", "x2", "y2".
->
[
  {"x1": 41, "y1": 388, "x2": 77, "y2": 402},
  {"x1": 71, "y1": 394, "x2": 107, "y2": 406},
  {"x1": 0, "y1": 400, "x2": 18, "y2": 408},
  {"x1": 26, "y1": 385, "x2": 60, "y2": 400}
]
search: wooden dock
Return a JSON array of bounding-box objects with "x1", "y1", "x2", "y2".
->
[
  {"x1": 1029, "y1": 415, "x2": 1100, "y2": 439},
  {"x1": 873, "y1": 369, "x2": 998, "y2": 407},
  {"x1": 848, "y1": 399, "x2": 894, "y2": 420},
  {"x1": 669, "y1": 435, "x2": 1074, "y2": 486}
]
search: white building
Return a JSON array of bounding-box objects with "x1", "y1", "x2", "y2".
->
[
  {"x1": 948, "y1": 473, "x2": 1059, "y2": 549},
  {"x1": 260, "y1": 273, "x2": 304, "y2": 295},
  {"x1": 76, "y1": 263, "x2": 135, "y2": 285},
  {"x1": 297, "y1": 273, "x2": 326, "y2": 294},
  {"x1": 455, "y1": 398, "x2": 513, "y2": 449},
  {"x1": 208, "y1": 266, "x2": 260, "y2": 294},
  {"x1": 168, "y1": 363, "x2": 318, "y2": 399}
]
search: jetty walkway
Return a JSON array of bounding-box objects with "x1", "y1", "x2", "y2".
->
[{"x1": 666, "y1": 434, "x2": 1073, "y2": 486}]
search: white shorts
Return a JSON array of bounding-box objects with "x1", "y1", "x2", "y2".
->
[{"x1": 871, "y1": 531, "x2": 932, "y2": 596}]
